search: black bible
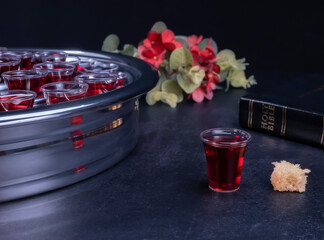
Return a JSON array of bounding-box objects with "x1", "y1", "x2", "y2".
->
[{"x1": 239, "y1": 83, "x2": 324, "y2": 149}]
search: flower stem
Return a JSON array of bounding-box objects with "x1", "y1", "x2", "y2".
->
[{"x1": 169, "y1": 70, "x2": 178, "y2": 77}]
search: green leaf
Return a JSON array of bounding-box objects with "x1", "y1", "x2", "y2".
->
[
  {"x1": 121, "y1": 44, "x2": 136, "y2": 56},
  {"x1": 216, "y1": 49, "x2": 236, "y2": 62},
  {"x1": 188, "y1": 66, "x2": 205, "y2": 84},
  {"x1": 198, "y1": 38, "x2": 218, "y2": 54},
  {"x1": 169, "y1": 48, "x2": 193, "y2": 69},
  {"x1": 161, "y1": 79, "x2": 183, "y2": 103},
  {"x1": 145, "y1": 78, "x2": 163, "y2": 106},
  {"x1": 219, "y1": 71, "x2": 228, "y2": 83},
  {"x1": 227, "y1": 70, "x2": 257, "y2": 89},
  {"x1": 151, "y1": 21, "x2": 167, "y2": 33},
  {"x1": 102, "y1": 34, "x2": 120, "y2": 52},
  {"x1": 198, "y1": 39, "x2": 208, "y2": 51},
  {"x1": 177, "y1": 67, "x2": 204, "y2": 94},
  {"x1": 146, "y1": 89, "x2": 161, "y2": 106},
  {"x1": 161, "y1": 92, "x2": 178, "y2": 108},
  {"x1": 175, "y1": 35, "x2": 189, "y2": 49}
]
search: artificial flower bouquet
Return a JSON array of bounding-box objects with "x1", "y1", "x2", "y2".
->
[{"x1": 102, "y1": 21, "x2": 256, "y2": 108}]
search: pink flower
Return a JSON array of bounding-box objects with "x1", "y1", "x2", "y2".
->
[
  {"x1": 187, "y1": 35, "x2": 203, "y2": 48},
  {"x1": 187, "y1": 36, "x2": 221, "y2": 102},
  {"x1": 190, "y1": 80, "x2": 217, "y2": 103}
]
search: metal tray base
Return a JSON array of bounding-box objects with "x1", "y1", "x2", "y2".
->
[{"x1": 0, "y1": 49, "x2": 158, "y2": 202}]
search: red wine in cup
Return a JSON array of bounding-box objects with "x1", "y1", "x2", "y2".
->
[
  {"x1": 32, "y1": 51, "x2": 67, "y2": 64},
  {"x1": 4, "y1": 71, "x2": 49, "y2": 97},
  {"x1": 8, "y1": 51, "x2": 33, "y2": 70},
  {"x1": 0, "y1": 58, "x2": 20, "y2": 76},
  {"x1": 34, "y1": 63, "x2": 74, "y2": 82},
  {"x1": 20, "y1": 56, "x2": 33, "y2": 70},
  {"x1": 46, "y1": 92, "x2": 86, "y2": 105},
  {"x1": 115, "y1": 78, "x2": 124, "y2": 88},
  {"x1": 46, "y1": 74, "x2": 73, "y2": 82},
  {"x1": 0, "y1": 94, "x2": 34, "y2": 112},
  {"x1": 86, "y1": 81, "x2": 116, "y2": 96},
  {"x1": 47, "y1": 65, "x2": 74, "y2": 82},
  {"x1": 44, "y1": 56, "x2": 79, "y2": 77},
  {"x1": 42, "y1": 82, "x2": 88, "y2": 105},
  {"x1": 114, "y1": 72, "x2": 127, "y2": 89},
  {"x1": 203, "y1": 134, "x2": 248, "y2": 192}
]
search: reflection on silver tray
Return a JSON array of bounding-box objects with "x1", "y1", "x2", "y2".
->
[{"x1": 0, "y1": 49, "x2": 158, "y2": 202}]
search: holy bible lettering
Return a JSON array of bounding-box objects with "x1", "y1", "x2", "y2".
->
[{"x1": 261, "y1": 104, "x2": 275, "y2": 131}]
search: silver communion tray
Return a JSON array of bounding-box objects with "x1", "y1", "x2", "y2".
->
[{"x1": 0, "y1": 49, "x2": 158, "y2": 202}]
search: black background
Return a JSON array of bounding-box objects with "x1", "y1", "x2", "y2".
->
[{"x1": 1, "y1": 0, "x2": 323, "y2": 74}]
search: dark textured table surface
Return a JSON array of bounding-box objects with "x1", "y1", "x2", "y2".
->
[{"x1": 0, "y1": 72, "x2": 323, "y2": 240}]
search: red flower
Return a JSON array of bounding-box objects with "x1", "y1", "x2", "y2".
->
[
  {"x1": 161, "y1": 30, "x2": 182, "y2": 51},
  {"x1": 203, "y1": 62, "x2": 220, "y2": 84},
  {"x1": 138, "y1": 45, "x2": 165, "y2": 69},
  {"x1": 145, "y1": 31, "x2": 165, "y2": 53},
  {"x1": 187, "y1": 36, "x2": 221, "y2": 102},
  {"x1": 145, "y1": 30, "x2": 182, "y2": 51},
  {"x1": 199, "y1": 45, "x2": 218, "y2": 65},
  {"x1": 138, "y1": 29, "x2": 182, "y2": 69},
  {"x1": 190, "y1": 45, "x2": 218, "y2": 66}
]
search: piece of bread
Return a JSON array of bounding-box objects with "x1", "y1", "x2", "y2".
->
[{"x1": 271, "y1": 160, "x2": 311, "y2": 192}]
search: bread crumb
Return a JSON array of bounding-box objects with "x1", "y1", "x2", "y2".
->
[{"x1": 271, "y1": 160, "x2": 310, "y2": 193}]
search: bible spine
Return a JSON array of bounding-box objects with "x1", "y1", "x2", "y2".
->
[{"x1": 239, "y1": 95, "x2": 324, "y2": 149}]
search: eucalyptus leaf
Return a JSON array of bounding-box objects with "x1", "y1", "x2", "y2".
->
[
  {"x1": 161, "y1": 92, "x2": 178, "y2": 108},
  {"x1": 153, "y1": 91, "x2": 163, "y2": 101},
  {"x1": 227, "y1": 70, "x2": 257, "y2": 89},
  {"x1": 198, "y1": 38, "x2": 218, "y2": 54},
  {"x1": 189, "y1": 66, "x2": 205, "y2": 84},
  {"x1": 209, "y1": 38, "x2": 218, "y2": 54},
  {"x1": 102, "y1": 34, "x2": 120, "y2": 52},
  {"x1": 175, "y1": 35, "x2": 189, "y2": 49},
  {"x1": 217, "y1": 49, "x2": 236, "y2": 62},
  {"x1": 121, "y1": 44, "x2": 136, "y2": 56},
  {"x1": 219, "y1": 71, "x2": 228, "y2": 83},
  {"x1": 169, "y1": 48, "x2": 193, "y2": 69},
  {"x1": 198, "y1": 39, "x2": 208, "y2": 51},
  {"x1": 151, "y1": 21, "x2": 167, "y2": 33},
  {"x1": 177, "y1": 72, "x2": 201, "y2": 94},
  {"x1": 146, "y1": 91, "x2": 157, "y2": 105},
  {"x1": 161, "y1": 79, "x2": 183, "y2": 103},
  {"x1": 146, "y1": 89, "x2": 162, "y2": 106}
]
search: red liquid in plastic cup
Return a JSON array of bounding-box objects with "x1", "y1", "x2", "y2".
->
[
  {"x1": 2, "y1": 70, "x2": 49, "y2": 97},
  {"x1": 114, "y1": 71, "x2": 126, "y2": 89},
  {"x1": 43, "y1": 55, "x2": 80, "y2": 77},
  {"x1": 0, "y1": 55, "x2": 21, "y2": 78},
  {"x1": 33, "y1": 62, "x2": 75, "y2": 82},
  {"x1": 5, "y1": 51, "x2": 34, "y2": 70},
  {"x1": 75, "y1": 73, "x2": 118, "y2": 96},
  {"x1": 32, "y1": 51, "x2": 68, "y2": 65},
  {"x1": 79, "y1": 61, "x2": 118, "y2": 74},
  {"x1": 41, "y1": 81, "x2": 88, "y2": 105},
  {"x1": 200, "y1": 128, "x2": 251, "y2": 192},
  {"x1": 0, "y1": 90, "x2": 36, "y2": 112}
]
